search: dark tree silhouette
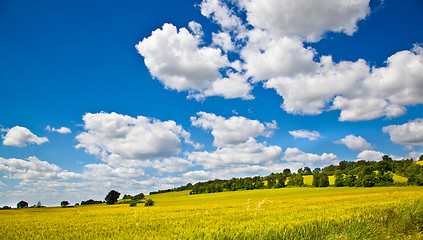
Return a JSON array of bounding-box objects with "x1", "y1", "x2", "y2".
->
[
  {"x1": 105, "y1": 190, "x2": 120, "y2": 205},
  {"x1": 61, "y1": 201, "x2": 70, "y2": 208},
  {"x1": 17, "y1": 201, "x2": 28, "y2": 209}
]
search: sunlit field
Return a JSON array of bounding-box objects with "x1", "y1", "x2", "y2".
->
[{"x1": 1, "y1": 186, "x2": 423, "y2": 239}]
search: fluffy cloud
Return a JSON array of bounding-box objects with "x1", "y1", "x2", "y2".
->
[
  {"x1": 188, "y1": 112, "x2": 284, "y2": 175},
  {"x1": 357, "y1": 150, "x2": 385, "y2": 161},
  {"x1": 212, "y1": 31, "x2": 235, "y2": 52},
  {"x1": 332, "y1": 97, "x2": 406, "y2": 121},
  {"x1": 282, "y1": 148, "x2": 338, "y2": 167},
  {"x1": 2, "y1": 126, "x2": 48, "y2": 147},
  {"x1": 136, "y1": 23, "x2": 255, "y2": 100},
  {"x1": 46, "y1": 126, "x2": 71, "y2": 134},
  {"x1": 364, "y1": 45, "x2": 423, "y2": 106},
  {"x1": 82, "y1": 164, "x2": 145, "y2": 181},
  {"x1": 153, "y1": 157, "x2": 194, "y2": 173},
  {"x1": 264, "y1": 57, "x2": 369, "y2": 115},
  {"x1": 191, "y1": 112, "x2": 276, "y2": 147},
  {"x1": 242, "y1": 35, "x2": 318, "y2": 82},
  {"x1": 239, "y1": 0, "x2": 370, "y2": 42},
  {"x1": 334, "y1": 46, "x2": 423, "y2": 121},
  {"x1": 181, "y1": 161, "x2": 304, "y2": 181},
  {"x1": 200, "y1": 0, "x2": 244, "y2": 33},
  {"x1": 382, "y1": 118, "x2": 423, "y2": 147},
  {"x1": 136, "y1": 24, "x2": 229, "y2": 91},
  {"x1": 188, "y1": 138, "x2": 282, "y2": 169},
  {"x1": 0, "y1": 156, "x2": 81, "y2": 180},
  {"x1": 76, "y1": 112, "x2": 196, "y2": 167},
  {"x1": 192, "y1": 71, "x2": 254, "y2": 100},
  {"x1": 136, "y1": 1, "x2": 422, "y2": 121},
  {"x1": 335, "y1": 134, "x2": 372, "y2": 151},
  {"x1": 289, "y1": 129, "x2": 320, "y2": 141}
]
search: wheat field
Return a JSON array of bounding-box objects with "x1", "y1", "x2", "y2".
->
[{"x1": 1, "y1": 186, "x2": 423, "y2": 239}]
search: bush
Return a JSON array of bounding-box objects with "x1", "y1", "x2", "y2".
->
[
  {"x1": 133, "y1": 193, "x2": 145, "y2": 200},
  {"x1": 144, "y1": 199, "x2": 155, "y2": 207},
  {"x1": 129, "y1": 201, "x2": 137, "y2": 207}
]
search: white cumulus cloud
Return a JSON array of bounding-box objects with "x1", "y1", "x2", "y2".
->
[
  {"x1": 136, "y1": 24, "x2": 232, "y2": 93},
  {"x1": 46, "y1": 126, "x2": 71, "y2": 134},
  {"x1": 289, "y1": 129, "x2": 321, "y2": 141},
  {"x1": 239, "y1": 0, "x2": 370, "y2": 42},
  {"x1": 191, "y1": 112, "x2": 276, "y2": 147},
  {"x1": 0, "y1": 156, "x2": 81, "y2": 180},
  {"x1": 282, "y1": 147, "x2": 338, "y2": 168},
  {"x1": 335, "y1": 134, "x2": 372, "y2": 151},
  {"x1": 188, "y1": 138, "x2": 282, "y2": 169},
  {"x1": 382, "y1": 118, "x2": 423, "y2": 147},
  {"x1": 357, "y1": 150, "x2": 385, "y2": 161},
  {"x1": 2, "y1": 126, "x2": 48, "y2": 147},
  {"x1": 75, "y1": 112, "x2": 196, "y2": 167}
]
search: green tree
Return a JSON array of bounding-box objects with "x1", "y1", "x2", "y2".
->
[
  {"x1": 276, "y1": 175, "x2": 286, "y2": 188},
  {"x1": 144, "y1": 199, "x2": 155, "y2": 207},
  {"x1": 362, "y1": 174, "x2": 377, "y2": 187},
  {"x1": 377, "y1": 172, "x2": 394, "y2": 185},
  {"x1": 61, "y1": 201, "x2": 69, "y2": 208},
  {"x1": 17, "y1": 201, "x2": 28, "y2": 209},
  {"x1": 133, "y1": 193, "x2": 145, "y2": 200},
  {"x1": 122, "y1": 194, "x2": 133, "y2": 200},
  {"x1": 334, "y1": 170, "x2": 345, "y2": 187},
  {"x1": 345, "y1": 175, "x2": 357, "y2": 187},
  {"x1": 288, "y1": 173, "x2": 304, "y2": 186},
  {"x1": 318, "y1": 173, "x2": 329, "y2": 187},
  {"x1": 105, "y1": 190, "x2": 120, "y2": 205},
  {"x1": 303, "y1": 167, "x2": 312, "y2": 175},
  {"x1": 312, "y1": 172, "x2": 320, "y2": 187},
  {"x1": 312, "y1": 168, "x2": 321, "y2": 174},
  {"x1": 283, "y1": 168, "x2": 292, "y2": 177},
  {"x1": 377, "y1": 160, "x2": 392, "y2": 174}
]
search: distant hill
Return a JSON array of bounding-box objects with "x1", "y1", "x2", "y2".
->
[{"x1": 150, "y1": 156, "x2": 423, "y2": 195}]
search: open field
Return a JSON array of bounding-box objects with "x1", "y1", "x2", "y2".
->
[{"x1": 1, "y1": 186, "x2": 423, "y2": 239}]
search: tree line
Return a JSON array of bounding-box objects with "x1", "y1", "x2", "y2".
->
[
  {"x1": 149, "y1": 155, "x2": 423, "y2": 196},
  {"x1": 2, "y1": 190, "x2": 154, "y2": 210}
]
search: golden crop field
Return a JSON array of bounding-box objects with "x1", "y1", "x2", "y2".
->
[{"x1": 1, "y1": 186, "x2": 423, "y2": 239}]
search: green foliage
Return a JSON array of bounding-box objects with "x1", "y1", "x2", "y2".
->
[
  {"x1": 313, "y1": 172, "x2": 329, "y2": 187},
  {"x1": 61, "y1": 201, "x2": 69, "y2": 208},
  {"x1": 144, "y1": 199, "x2": 155, "y2": 207},
  {"x1": 122, "y1": 194, "x2": 132, "y2": 200},
  {"x1": 156, "y1": 158, "x2": 423, "y2": 196},
  {"x1": 334, "y1": 170, "x2": 345, "y2": 187},
  {"x1": 282, "y1": 168, "x2": 292, "y2": 177},
  {"x1": 81, "y1": 199, "x2": 103, "y2": 205},
  {"x1": 105, "y1": 190, "x2": 120, "y2": 205},
  {"x1": 345, "y1": 175, "x2": 357, "y2": 187},
  {"x1": 129, "y1": 201, "x2": 137, "y2": 207},
  {"x1": 318, "y1": 173, "x2": 329, "y2": 187},
  {"x1": 17, "y1": 201, "x2": 28, "y2": 209},
  {"x1": 303, "y1": 166, "x2": 312, "y2": 175},
  {"x1": 132, "y1": 193, "x2": 145, "y2": 200},
  {"x1": 288, "y1": 173, "x2": 304, "y2": 186},
  {"x1": 362, "y1": 175, "x2": 377, "y2": 187}
]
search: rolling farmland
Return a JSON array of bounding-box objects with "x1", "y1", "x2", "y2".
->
[{"x1": 1, "y1": 186, "x2": 422, "y2": 239}]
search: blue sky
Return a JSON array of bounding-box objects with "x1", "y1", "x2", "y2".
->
[{"x1": 1, "y1": 0, "x2": 422, "y2": 206}]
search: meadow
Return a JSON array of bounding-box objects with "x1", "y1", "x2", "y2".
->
[{"x1": 1, "y1": 186, "x2": 423, "y2": 239}]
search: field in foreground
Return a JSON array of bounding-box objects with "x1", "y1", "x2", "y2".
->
[{"x1": 1, "y1": 187, "x2": 423, "y2": 239}]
